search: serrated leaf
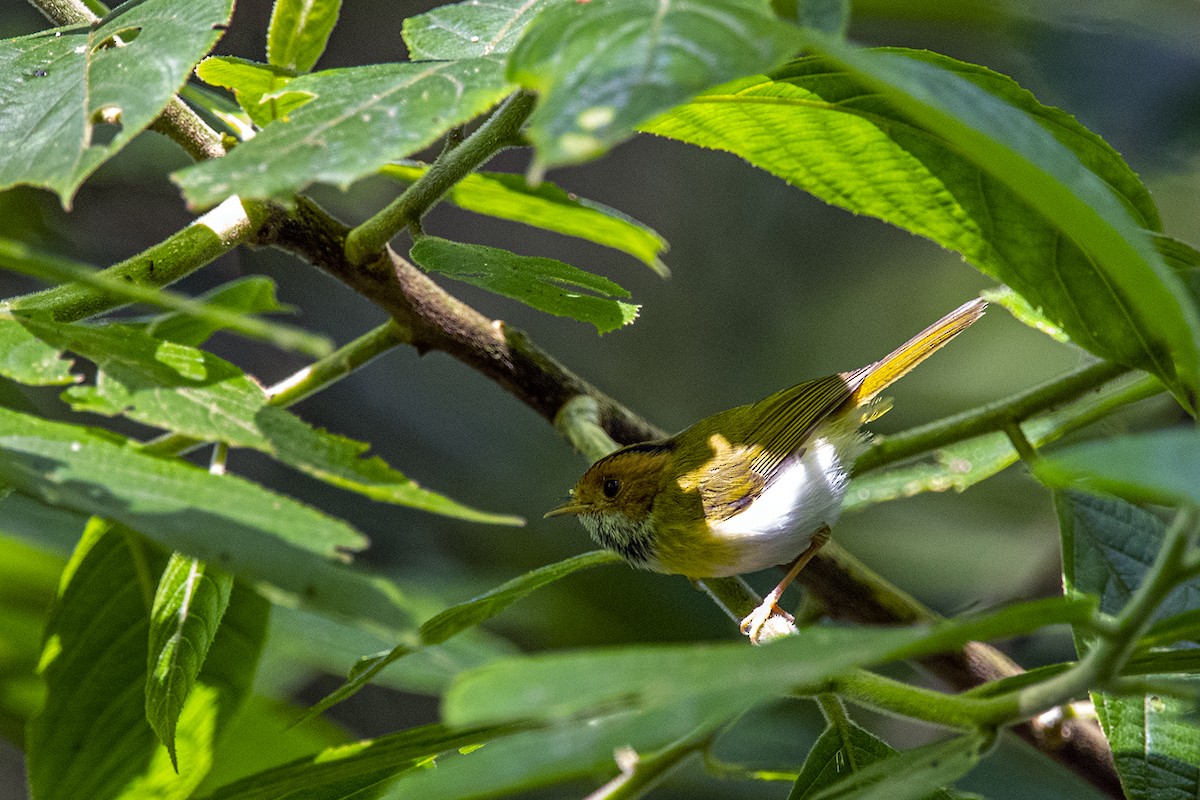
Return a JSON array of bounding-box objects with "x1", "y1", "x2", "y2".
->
[
  {"x1": 146, "y1": 554, "x2": 235, "y2": 770},
  {"x1": 144, "y1": 276, "x2": 292, "y2": 346},
  {"x1": 402, "y1": 0, "x2": 562, "y2": 60},
  {"x1": 177, "y1": 58, "x2": 513, "y2": 207},
  {"x1": 199, "y1": 723, "x2": 518, "y2": 800},
  {"x1": 267, "y1": 0, "x2": 341, "y2": 72},
  {"x1": 26, "y1": 523, "x2": 268, "y2": 800},
  {"x1": 508, "y1": 0, "x2": 800, "y2": 167},
  {"x1": 410, "y1": 237, "x2": 639, "y2": 333},
  {"x1": 195, "y1": 56, "x2": 312, "y2": 127},
  {"x1": 0, "y1": 0, "x2": 233, "y2": 206},
  {"x1": 643, "y1": 43, "x2": 1200, "y2": 409},
  {"x1": 792, "y1": 731, "x2": 988, "y2": 800},
  {"x1": 1036, "y1": 429, "x2": 1200, "y2": 506},
  {"x1": 0, "y1": 237, "x2": 332, "y2": 357},
  {"x1": 13, "y1": 316, "x2": 518, "y2": 524},
  {"x1": 1055, "y1": 491, "x2": 1200, "y2": 800},
  {"x1": 789, "y1": 718, "x2": 959, "y2": 800},
  {"x1": 384, "y1": 163, "x2": 669, "y2": 273}
]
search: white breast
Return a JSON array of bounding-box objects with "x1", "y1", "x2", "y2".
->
[{"x1": 707, "y1": 436, "x2": 851, "y2": 575}]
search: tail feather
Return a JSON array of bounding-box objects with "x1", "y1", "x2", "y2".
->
[{"x1": 850, "y1": 297, "x2": 987, "y2": 405}]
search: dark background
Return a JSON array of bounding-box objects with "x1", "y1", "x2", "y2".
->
[{"x1": 2, "y1": 1, "x2": 1199, "y2": 797}]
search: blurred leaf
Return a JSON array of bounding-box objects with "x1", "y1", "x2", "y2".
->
[
  {"x1": 0, "y1": 491, "x2": 86, "y2": 555},
  {"x1": 143, "y1": 276, "x2": 292, "y2": 346},
  {"x1": 445, "y1": 597, "x2": 1090, "y2": 727},
  {"x1": 178, "y1": 58, "x2": 512, "y2": 206},
  {"x1": 146, "y1": 554, "x2": 234, "y2": 770},
  {"x1": 267, "y1": 0, "x2": 341, "y2": 72},
  {"x1": 14, "y1": 316, "x2": 518, "y2": 524},
  {"x1": 792, "y1": 730, "x2": 988, "y2": 800},
  {"x1": 383, "y1": 163, "x2": 669, "y2": 274},
  {"x1": 420, "y1": 550, "x2": 623, "y2": 645},
  {"x1": 0, "y1": 0, "x2": 233, "y2": 206},
  {"x1": 0, "y1": 315, "x2": 76, "y2": 386},
  {"x1": 26, "y1": 522, "x2": 267, "y2": 800},
  {"x1": 200, "y1": 723, "x2": 518, "y2": 799},
  {"x1": 789, "y1": 715, "x2": 960, "y2": 800},
  {"x1": 796, "y1": 0, "x2": 851, "y2": 36},
  {"x1": 1056, "y1": 491, "x2": 1200, "y2": 800},
  {"x1": 644, "y1": 43, "x2": 1200, "y2": 408},
  {"x1": 0, "y1": 534, "x2": 62, "y2": 742},
  {"x1": 1037, "y1": 429, "x2": 1200, "y2": 506},
  {"x1": 508, "y1": 0, "x2": 800, "y2": 167},
  {"x1": 0, "y1": 238, "x2": 332, "y2": 357},
  {"x1": 402, "y1": 0, "x2": 562, "y2": 60},
  {"x1": 195, "y1": 57, "x2": 312, "y2": 127},
  {"x1": 410, "y1": 237, "x2": 639, "y2": 333}
]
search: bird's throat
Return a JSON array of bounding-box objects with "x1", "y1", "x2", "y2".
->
[{"x1": 580, "y1": 512, "x2": 658, "y2": 569}]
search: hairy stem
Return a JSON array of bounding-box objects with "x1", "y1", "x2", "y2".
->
[{"x1": 584, "y1": 724, "x2": 717, "y2": 800}]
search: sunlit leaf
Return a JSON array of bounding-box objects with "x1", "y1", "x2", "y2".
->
[
  {"x1": 402, "y1": 0, "x2": 562, "y2": 60},
  {"x1": 195, "y1": 57, "x2": 312, "y2": 127},
  {"x1": 267, "y1": 0, "x2": 342, "y2": 72}
]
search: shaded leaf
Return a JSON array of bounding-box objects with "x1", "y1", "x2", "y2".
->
[
  {"x1": 796, "y1": 0, "x2": 851, "y2": 36},
  {"x1": 0, "y1": 0, "x2": 233, "y2": 205},
  {"x1": 384, "y1": 163, "x2": 669, "y2": 273},
  {"x1": 1056, "y1": 491, "x2": 1200, "y2": 800},
  {"x1": 410, "y1": 236, "x2": 639, "y2": 333},
  {"x1": 143, "y1": 276, "x2": 292, "y2": 346},
  {"x1": 402, "y1": 0, "x2": 562, "y2": 60},
  {"x1": 644, "y1": 44, "x2": 1200, "y2": 407},
  {"x1": 0, "y1": 314, "x2": 76, "y2": 386},
  {"x1": 268, "y1": 0, "x2": 342, "y2": 72},
  {"x1": 1036, "y1": 429, "x2": 1200, "y2": 506},
  {"x1": 13, "y1": 316, "x2": 518, "y2": 525},
  {"x1": 509, "y1": 0, "x2": 800, "y2": 167},
  {"x1": 179, "y1": 58, "x2": 512, "y2": 206},
  {"x1": 146, "y1": 554, "x2": 235, "y2": 770},
  {"x1": 195, "y1": 57, "x2": 312, "y2": 127}
]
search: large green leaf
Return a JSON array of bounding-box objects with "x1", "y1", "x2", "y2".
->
[
  {"x1": 1036, "y1": 429, "x2": 1200, "y2": 506},
  {"x1": 0, "y1": 534, "x2": 61, "y2": 742},
  {"x1": 1056, "y1": 491, "x2": 1200, "y2": 800},
  {"x1": 789, "y1": 717, "x2": 961, "y2": 800},
  {"x1": 643, "y1": 44, "x2": 1200, "y2": 408},
  {"x1": 26, "y1": 522, "x2": 268, "y2": 800},
  {"x1": 267, "y1": 0, "x2": 341, "y2": 72},
  {"x1": 0, "y1": 0, "x2": 234, "y2": 206},
  {"x1": 178, "y1": 57, "x2": 512, "y2": 206},
  {"x1": 508, "y1": 0, "x2": 800, "y2": 167},
  {"x1": 13, "y1": 316, "x2": 518, "y2": 524},
  {"x1": 402, "y1": 0, "x2": 563, "y2": 60},
  {"x1": 383, "y1": 163, "x2": 669, "y2": 273},
  {"x1": 146, "y1": 554, "x2": 234, "y2": 770},
  {"x1": 410, "y1": 237, "x2": 639, "y2": 333}
]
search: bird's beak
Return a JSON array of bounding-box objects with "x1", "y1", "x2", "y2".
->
[{"x1": 544, "y1": 500, "x2": 587, "y2": 519}]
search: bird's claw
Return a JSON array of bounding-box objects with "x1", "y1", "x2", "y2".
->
[{"x1": 739, "y1": 602, "x2": 796, "y2": 644}]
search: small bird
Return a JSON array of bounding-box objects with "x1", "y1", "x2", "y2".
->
[{"x1": 545, "y1": 298, "x2": 986, "y2": 642}]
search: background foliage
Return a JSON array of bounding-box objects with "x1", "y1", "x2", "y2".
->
[{"x1": 2, "y1": 1, "x2": 1200, "y2": 799}]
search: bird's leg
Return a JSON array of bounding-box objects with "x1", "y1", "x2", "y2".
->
[{"x1": 740, "y1": 525, "x2": 832, "y2": 644}]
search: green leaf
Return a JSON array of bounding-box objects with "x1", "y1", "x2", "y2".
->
[
  {"x1": 0, "y1": 0, "x2": 234, "y2": 205},
  {"x1": 796, "y1": 0, "x2": 851, "y2": 36},
  {"x1": 1036, "y1": 430, "x2": 1200, "y2": 506},
  {"x1": 146, "y1": 554, "x2": 235, "y2": 770},
  {"x1": 0, "y1": 238, "x2": 332, "y2": 357},
  {"x1": 402, "y1": 0, "x2": 563, "y2": 60},
  {"x1": 267, "y1": 0, "x2": 342, "y2": 72},
  {"x1": 13, "y1": 316, "x2": 518, "y2": 525},
  {"x1": 792, "y1": 731, "x2": 988, "y2": 800},
  {"x1": 26, "y1": 522, "x2": 268, "y2": 800},
  {"x1": 144, "y1": 276, "x2": 292, "y2": 346},
  {"x1": 789, "y1": 717, "x2": 959, "y2": 800},
  {"x1": 1055, "y1": 491, "x2": 1200, "y2": 800},
  {"x1": 199, "y1": 723, "x2": 518, "y2": 799},
  {"x1": 643, "y1": 44, "x2": 1200, "y2": 409},
  {"x1": 0, "y1": 315, "x2": 76, "y2": 385},
  {"x1": 421, "y1": 550, "x2": 624, "y2": 645},
  {"x1": 0, "y1": 534, "x2": 61, "y2": 742},
  {"x1": 508, "y1": 0, "x2": 800, "y2": 167},
  {"x1": 445, "y1": 596, "x2": 1090, "y2": 727},
  {"x1": 195, "y1": 57, "x2": 312, "y2": 127},
  {"x1": 383, "y1": 163, "x2": 669, "y2": 274},
  {"x1": 178, "y1": 58, "x2": 513, "y2": 206},
  {"x1": 410, "y1": 237, "x2": 639, "y2": 333}
]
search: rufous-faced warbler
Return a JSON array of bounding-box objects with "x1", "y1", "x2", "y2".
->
[{"x1": 545, "y1": 298, "x2": 986, "y2": 643}]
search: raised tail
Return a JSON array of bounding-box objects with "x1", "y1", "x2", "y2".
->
[{"x1": 850, "y1": 297, "x2": 986, "y2": 405}]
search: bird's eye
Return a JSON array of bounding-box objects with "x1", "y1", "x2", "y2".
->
[{"x1": 602, "y1": 478, "x2": 621, "y2": 499}]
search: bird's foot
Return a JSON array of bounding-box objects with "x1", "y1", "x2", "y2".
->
[{"x1": 739, "y1": 601, "x2": 797, "y2": 644}]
